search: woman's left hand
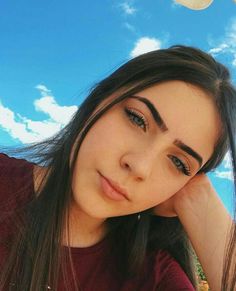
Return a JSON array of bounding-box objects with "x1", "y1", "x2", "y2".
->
[{"x1": 153, "y1": 173, "x2": 213, "y2": 217}]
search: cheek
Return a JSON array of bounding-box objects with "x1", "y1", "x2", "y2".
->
[
  {"x1": 72, "y1": 112, "x2": 125, "y2": 172},
  {"x1": 145, "y1": 175, "x2": 190, "y2": 207}
]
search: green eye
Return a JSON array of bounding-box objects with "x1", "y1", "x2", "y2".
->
[
  {"x1": 124, "y1": 107, "x2": 148, "y2": 132},
  {"x1": 168, "y1": 155, "x2": 191, "y2": 176}
]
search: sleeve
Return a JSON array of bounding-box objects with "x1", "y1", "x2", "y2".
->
[
  {"x1": 0, "y1": 153, "x2": 35, "y2": 213},
  {"x1": 154, "y1": 250, "x2": 196, "y2": 291}
]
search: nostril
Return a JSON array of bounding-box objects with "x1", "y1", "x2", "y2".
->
[{"x1": 125, "y1": 163, "x2": 130, "y2": 169}]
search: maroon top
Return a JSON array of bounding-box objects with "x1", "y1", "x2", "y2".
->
[{"x1": 0, "y1": 153, "x2": 195, "y2": 290}]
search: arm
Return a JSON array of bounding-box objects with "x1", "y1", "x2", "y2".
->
[{"x1": 154, "y1": 174, "x2": 235, "y2": 291}]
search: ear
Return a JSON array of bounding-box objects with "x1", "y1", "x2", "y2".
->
[{"x1": 175, "y1": 0, "x2": 213, "y2": 10}]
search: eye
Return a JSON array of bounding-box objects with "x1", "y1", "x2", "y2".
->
[
  {"x1": 124, "y1": 107, "x2": 148, "y2": 132},
  {"x1": 168, "y1": 155, "x2": 191, "y2": 176}
]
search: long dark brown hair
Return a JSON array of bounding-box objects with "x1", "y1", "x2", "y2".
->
[{"x1": 0, "y1": 45, "x2": 235, "y2": 290}]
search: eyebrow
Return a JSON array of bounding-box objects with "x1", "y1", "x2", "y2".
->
[{"x1": 129, "y1": 95, "x2": 203, "y2": 168}]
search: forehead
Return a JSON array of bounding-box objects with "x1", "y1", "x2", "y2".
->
[{"x1": 132, "y1": 80, "x2": 221, "y2": 164}]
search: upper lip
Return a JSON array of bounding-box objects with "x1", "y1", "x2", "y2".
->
[{"x1": 99, "y1": 172, "x2": 130, "y2": 201}]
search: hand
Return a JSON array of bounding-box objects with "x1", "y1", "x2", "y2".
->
[
  {"x1": 153, "y1": 173, "x2": 214, "y2": 217},
  {"x1": 153, "y1": 173, "x2": 233, "y2": 291}
]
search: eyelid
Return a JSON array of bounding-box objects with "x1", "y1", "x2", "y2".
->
[
  {"x1": 168, "y1": 154, "x2": 192, "y2": 176},
  {"x1": 125, "y1": 106, "x2": 150, "y2": 130},
  {"x1": 173, "y1": 152, "x2": 192, "y2": 171},
  {"x1": 126, "y1": 101, "x2": 157, "y2": 132},
  {"x1": 178, "y1": 153, "x2": 193, "y2": 174}
]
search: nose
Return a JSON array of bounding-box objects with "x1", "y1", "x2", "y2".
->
[{"x1": 120, "y1": 140, "x2": 167, "y2": 181}]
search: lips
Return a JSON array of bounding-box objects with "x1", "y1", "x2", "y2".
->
[{"x1": 98, "y1": 172, "x2": 130, "y2": 201}]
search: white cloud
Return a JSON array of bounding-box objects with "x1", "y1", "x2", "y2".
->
[
  {"x1": 124, "y1": 22, "x2": 135, "y2": 32},
  {"x1": 214, "y1": 170, "x2": 233, "y2": 181},
  {"x1": 35, "y1": 84, "x2": 51, "y2": 96},
  {"x1": 0, "y1": 85, "x2": 78, "y2": 144},
  {"x1": 214, "y1": 152, "x2": 234, "y2": 181},
  {"x1": 120, "y1": 2, "x2": 136, "y2": 15},
  {"x1": 208, "y1": 43, "x2": 229, "y2": 55},
  {"x1": 232, "y1": 58, "x2": 236, "y2": 67},
  {"x1": 208, "y1": 18, "x2": 236, "y2": 66},
  {"x1": 130, "y1": 37, "x2": 162, "y2": 58},
  {"x1": 223, "y1": 151, "x2": 232, "y2": 169}
]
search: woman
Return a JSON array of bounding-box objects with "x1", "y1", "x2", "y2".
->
[{"x1": 0, "y1": 45, "x2": 235, "y2": 291}]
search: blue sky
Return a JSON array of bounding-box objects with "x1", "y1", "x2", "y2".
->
[{"x1": 0, "y1": 0, "x2": 235, "y2": 217}]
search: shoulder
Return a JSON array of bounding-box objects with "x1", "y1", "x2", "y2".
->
[
  {"x1": 0, "y1": 153, "x2": 34, "y2": 173},
  {"x1": 0, "y1": 152, "x2": 48, "y2": 195},
  {"x1": 0, "y1": 153, "x2": 35, "y2": 208},
  {"x1": 153, "y1": 249, "x2": 195, "y2": 291}
]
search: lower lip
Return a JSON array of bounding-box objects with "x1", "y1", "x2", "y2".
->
[{"x1": 99, "y1": 174, "x2": 127, "y2": 201}]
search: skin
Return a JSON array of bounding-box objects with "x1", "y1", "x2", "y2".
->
[
  {"x1": 169, "y1": 173, "x2": 234, "y2": 291},
  {"x1": 34, "y1": 80, "x2": 221, "y2": 247}
]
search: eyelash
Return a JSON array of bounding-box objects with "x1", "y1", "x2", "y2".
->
[
  {"x1": 124, "y1": 107, "x2": 149, "y2": 132},
  {"x1": 124, "y1": 107, "x2": 191, "y2": 176},
  {"x1": 168, "y1": 155, "x2": 191, "y2": 176}
]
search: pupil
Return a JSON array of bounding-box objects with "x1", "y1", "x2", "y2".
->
[
  {"x1": 135, "y1": 116, "x2": 141, "y2": 125},
  {"x1": 174, "y1": 157, "x2": 181, "y2": 166}
]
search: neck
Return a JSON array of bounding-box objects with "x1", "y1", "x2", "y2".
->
[{"x1": 62, "y1": 201, "x2": 107, "y2": 248}]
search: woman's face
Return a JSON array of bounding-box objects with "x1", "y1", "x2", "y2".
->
[{"x1": 71, "y1": 80, "x2": 220, "y2": 219}]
